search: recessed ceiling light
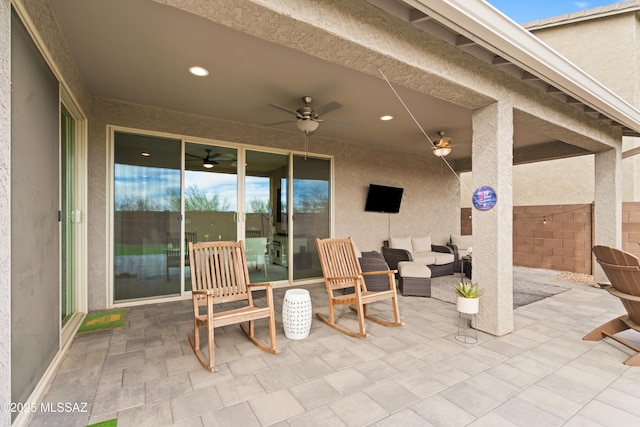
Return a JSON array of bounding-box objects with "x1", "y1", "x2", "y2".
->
[
  {"x1": 141, "y1": 151, "x2": 151, "y2": 157},
  {"x1": 380, "y1": 115, "x2": 393, "y2": 121},
  {"x1": 189, "y1": 66, "x2": 209, "y2": 77}
]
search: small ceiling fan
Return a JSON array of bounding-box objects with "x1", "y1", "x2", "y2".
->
[
  {"x1": 266, "y1": 96, "x2": 343, "y2": 134},
  {"x1": 186, "y1": 148, "x2": 235, "y2": 169},
  {"x1": 433, "y1": 131, "x2": 453, "y2": 157}
]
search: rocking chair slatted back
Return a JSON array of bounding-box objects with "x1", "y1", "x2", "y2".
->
[
  {"x1": 315, "y1": 237, "x2": 403, "y2": 338},
  {"x1": 316, "y1": 237, "x2": 363, "y2": 291},
  {"x1": 189, "y1": 240, "x2": 253, "y2": 305},
  {"x1": 186, "y1": 240, "x2": 279, "y2": 372}
]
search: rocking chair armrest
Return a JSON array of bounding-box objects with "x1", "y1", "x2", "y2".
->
[
  {"x1": 191, "y1": 289, "x2": 216, "y2": 317},
  {"x1": 192, "y1": 289, "x2": 215, "y2": 295},
  {"x1": 247, "y1": 282, "x2": 273, "y2": 289},
  {"x1": 362, "y1": 270, "x2": 395, "y2": 277}
]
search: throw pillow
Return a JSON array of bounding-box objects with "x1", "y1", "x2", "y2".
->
[
  {"x1": 389, "y1": 236, "x2": 412, "y2": 253},
  {"x1": 412, "y1": 236, "x2": 432, "y2": 253}
]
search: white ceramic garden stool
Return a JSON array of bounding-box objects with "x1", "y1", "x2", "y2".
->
[{"x1": 282, "y1": 288, "x2": 312, "y2": 339}]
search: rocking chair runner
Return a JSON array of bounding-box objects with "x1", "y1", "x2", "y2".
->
[
  {"x1": 585, "y1": 245, "x2": 640, "y2": 366},
  {"x1": 315, "y1": 237, "x2": 403, "y2": 338},
  {"x1": 188, "y1": 240, "x2": 279, "y2": 372}
]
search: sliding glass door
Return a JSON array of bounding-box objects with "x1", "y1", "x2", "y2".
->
[
  {"x1": 291, "y1": 155, "x2": 330, "y2": 280},
  {"x1": 245, "y1": 150, "x2": 289, "y2": 283},
  {"x1": 184, "y1": 142, "x2": 238, "y2": 289},
  {"x1": 112, "y1": 129, "x2": 332, "y2": 303},
  {"x1": 60, "y1": 106, "x2": 76, "y2": 325},
  {"x1": 113, "y1": 132, "x2": 181, "y2": 301}
]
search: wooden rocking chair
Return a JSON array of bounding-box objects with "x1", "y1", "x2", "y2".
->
[
  {"x1": 584, "y1": 245, "x2": 640, "y2": 366},
  {"x1": 315, "y1": 237, "x2": 403, "y2": 338},
  {"x1": 188, "y1": 240, "x2": 279, "y2": 372}
]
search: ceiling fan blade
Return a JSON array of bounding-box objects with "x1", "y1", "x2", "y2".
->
[
  {"x1": 264, "y1": 120, "x2": 296, "y2": 126},
  {"x1": 315, "y1": 101, "x2": 342, "y2": 117},
  {"x1": 268, "y1": 103, "x2": 300, "y2": 117},
  {"x1": 319, "y1": 118, "x2": 352, "y2": 125}
]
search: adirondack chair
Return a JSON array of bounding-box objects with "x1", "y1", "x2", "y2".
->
[
  {"x1": 585, "y1": 245, "x2": 640, "y2": 366},
  {"x1": 188, "y1": 240, "x2": 279, "y2": 372},
  {"x1": 315, "y1": 237, "x2": 403, "y2": 338}
]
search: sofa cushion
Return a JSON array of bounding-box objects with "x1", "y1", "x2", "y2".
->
[
  {"x1": 412, "y1": 253, "x2": 436, "y2": 265},
  {"x1": 412, "y1": 236, "x2": 432, "y2": 253},
  {"x1": 433, "y1": 252, "x2": 455, "y2": 265},
  {"x1": 390, "y1": 236, "x2": 412, "y2": 253},
  {"x1": 397, "y1": 261, "x2": 431, "y2": 278},
  {"x1": 451, "y1": 235, "x2": 473, "y2": 252}
]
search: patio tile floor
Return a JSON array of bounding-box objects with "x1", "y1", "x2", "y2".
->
[{"x1": 28, "y1": 268, "x2": 640, "y2": 426}]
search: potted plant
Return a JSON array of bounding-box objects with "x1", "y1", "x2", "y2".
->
[{"x1": 454, "y1": 282, "x2": 483, "y2": 314}]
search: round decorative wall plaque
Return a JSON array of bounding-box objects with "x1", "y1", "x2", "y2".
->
[{"x1": 472, "y1": 186, "x2": 497, "y2": 211}]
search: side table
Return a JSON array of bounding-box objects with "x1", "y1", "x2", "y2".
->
[{"x1": 461, "y1": 256, "x2": 472, "y2": 280}]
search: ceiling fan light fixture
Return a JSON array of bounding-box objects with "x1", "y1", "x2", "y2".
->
[
  {"x1": 432, "y1": 130, "x2": 452, "y2": 157},
  {"x1": 296, "y1": 119, "x2": 319, "y2": 134},
  {"x1": 433, "y1": 147, "x2": 452, "y2": 157},
  {"x1": 203, "y1": 161, "x2": 214, "y2": 169}
]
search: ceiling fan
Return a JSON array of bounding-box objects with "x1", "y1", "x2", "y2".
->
[
  {"x1": 266, "y1": 96, "x2": 343, "y2": 134},
  {"x1": 433, "y1": 131, "x2": 453, "y2": 157},
  {"x1": 186, "y1": 148, "x2": 235, "y2": 169}
]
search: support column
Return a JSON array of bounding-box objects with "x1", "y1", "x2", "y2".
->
[
  {"x1": 471, "y1": 102, "x2": 514, "y2": 336},
  {"x1": 593, "y1": 147, "x2": 622, "y2": 282}
]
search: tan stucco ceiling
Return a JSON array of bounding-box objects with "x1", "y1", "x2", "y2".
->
[{"x1": 48, "y1": 0, "x2": 592, "y2": 164}]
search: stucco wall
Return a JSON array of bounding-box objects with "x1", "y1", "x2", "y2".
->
[
  {"x1": 460, "y1": 156, "x2": 596, "y2": 207},
  {"x1": 88, "y1": 98, "x2": 460, "y2": 309},
  {"x1": 523, "y1": 12, "x2": 640, "y2": 202},
  {"x1": 531, "y1": 13, "x2": 638, "y2": 105}
]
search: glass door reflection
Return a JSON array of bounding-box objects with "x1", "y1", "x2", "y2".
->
[
  {"x1": 292, "y1": 155, "x2": 330, "y2": 280},
  {"x1": 113, "y1": 132, "x2": 181, "y2": 302},
  {"x1": 245, "y1": 150, "x2": 289, "y2": 283},
  {"x1": 184, "y1": 142, "x2": 238, "y2": 289}
]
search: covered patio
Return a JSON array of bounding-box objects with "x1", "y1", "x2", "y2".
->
[
  {"x1": 5, "y1": 1, "x2": 640, "y2": 425},
  {"x1": 29, "y1": 269, "x2": 640, "y2": 426}
]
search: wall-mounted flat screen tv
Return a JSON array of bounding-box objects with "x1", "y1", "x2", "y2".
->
[{"x1": 364, "y1": 184, "x2": 404, "y2": 213}]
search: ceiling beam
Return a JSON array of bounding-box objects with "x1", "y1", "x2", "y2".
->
[
  {"x1": 455, "y1": 35, "x2": 475, "y2": 47},
  {"x1": 409, "y1": 9, "x2": 431, "y2": 23},
  {"x1": 453, "y1": 141, "x2": 592, "y2": 173}
]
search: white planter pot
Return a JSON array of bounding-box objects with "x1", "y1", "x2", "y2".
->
[{"x1": 456, "y1": 296, "x2": 479, "y2": 314}]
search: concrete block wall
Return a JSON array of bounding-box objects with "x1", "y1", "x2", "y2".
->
[
  {"x1": 513, "y1": 204, "x2": 593, "y2": 274},
  {"x1": 462, "y1": 203, "x2": 595, "y2": 274},
  {"x1": 622, "y1": 203, "x2": 640, "y2": 256}
]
